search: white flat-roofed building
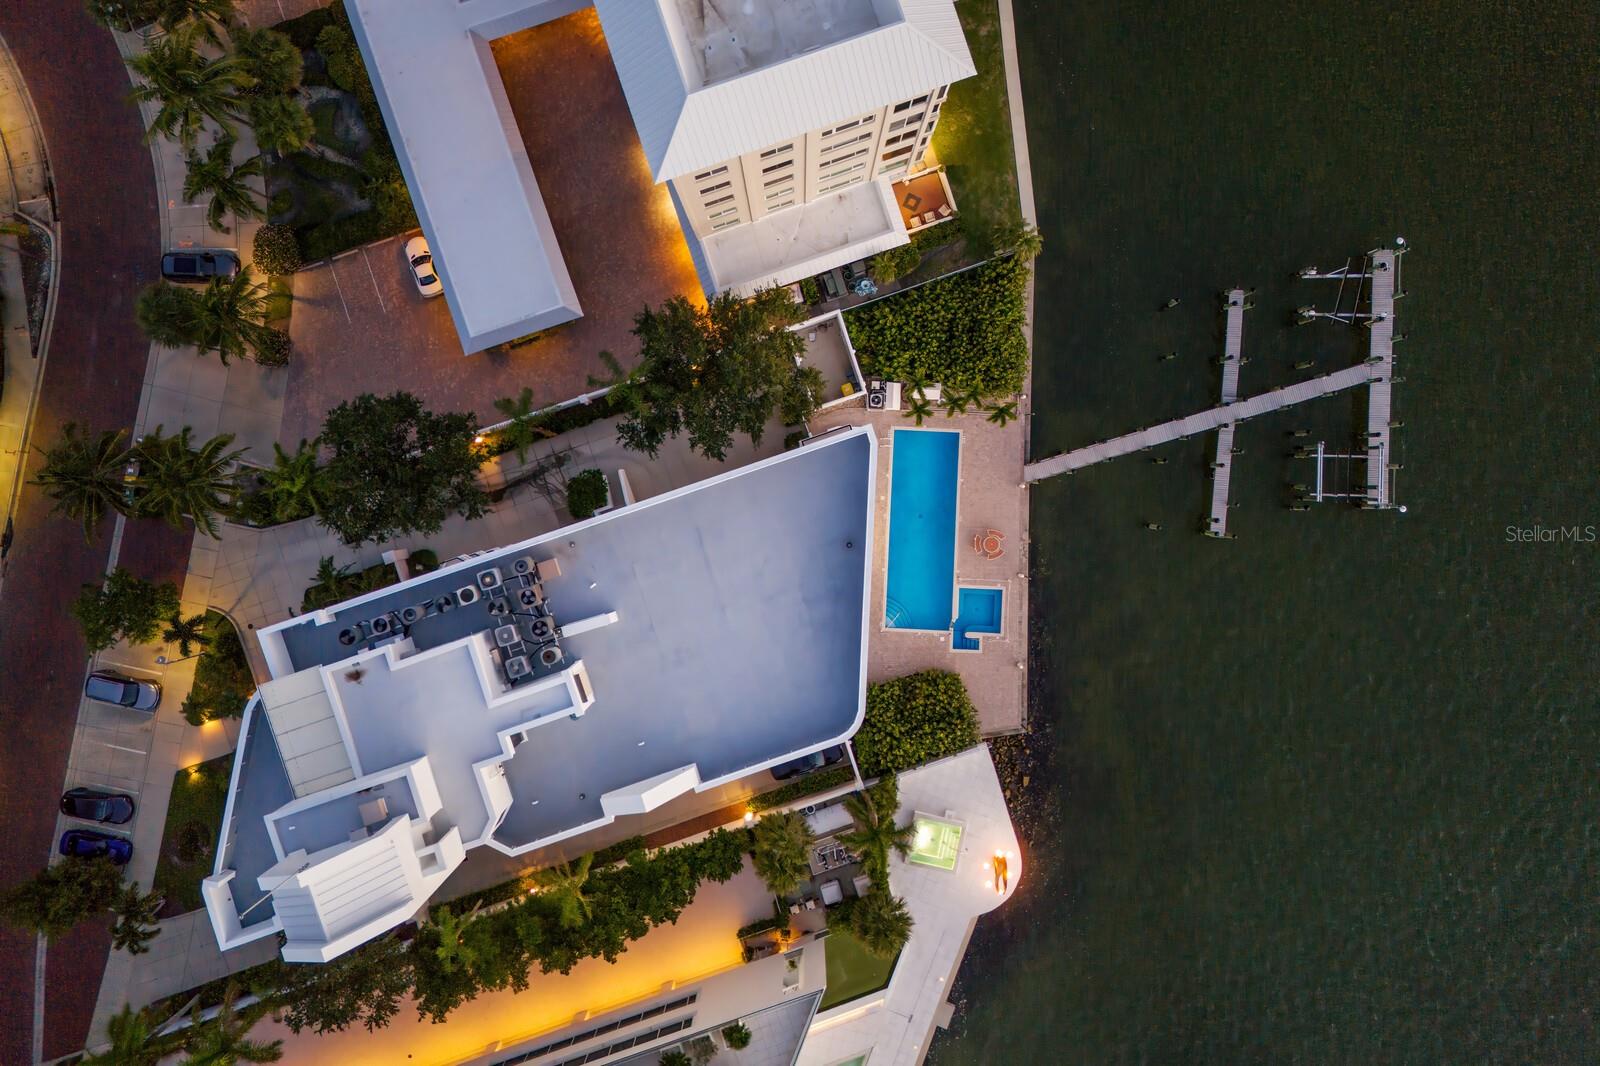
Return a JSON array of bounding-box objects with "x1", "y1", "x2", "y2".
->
[
  {"x1": 204, "y1": 426, "x2": 878, "y2": 962},
  {"x1": 343, "y1": 0, "x2": 974, "y2": 352}
]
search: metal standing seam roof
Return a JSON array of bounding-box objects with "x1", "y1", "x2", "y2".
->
[{"x1": 595, "y1": 0, "x2": 976, "y2": 182}]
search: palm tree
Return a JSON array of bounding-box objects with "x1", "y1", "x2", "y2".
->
[
  {"x1": 751, "y1": 810, "x2": 813, "y2": 896},
  {"x1": 491, "y1": 387, "x2": 556, "y2": 464},
  {"x1": 163, "y1": 611, "x2": 212, "y2": 658},
  {"x1": 152, "y1": 0, "x2": 238, "y2": 48},
  {"x1": 182, "y1": 134, "x2": 264, "y2": 233},
  {"x1": 231, "y1": 27, "x2": 302, "y2": 94},
  {"x1": 903, "y1": 393, "x2": 935, "y2": 426},
  {"x1": 138, "y1": 269, "x2": 276, "y2": 364},
  {"x1": 179, "y1": 983, "x2": 282, "y2": 1066},
  {"x1": 839, "y1": 776, "x2": 914, "y2": 883},
  {"x1": 526, "y1": 855, "x2": 595, "y2": 930},
  {"x1": 248, "y1": 95, "x2": 314, "y2": 157},
  {"x1": 429, "y1": 905, "x2": 480, "y2": 974},
  {"x1": 126, "y1": 27, "x2": 251, "y2": 149},
  {"x1": 984, "y1": 399, "x2": 1019, "y2": 427},
  {"x1": 136, "y1": 280, "x2": 199, "y2": 349},
  {"x1": 110, "y1": 884, "x2": 165, "y2": 956},
  {"x1": 942, "y1": 385, "x2": 979, "y2": 417},
  {"x1": 81, "y1": 1004, "x2": 183, "y2": 1066},
  {"x1": 846, "y1": 889, "x2": 913, "y2": 959},
  {"x1": 260, "y1": 439, "x2": 326, "y2": 522},
  {"x1": 31, "y1": 423, "x2": 136, "y2": 540},
  {"x1": 134, "y1": 426, "x2": 246, "y2": 537}
]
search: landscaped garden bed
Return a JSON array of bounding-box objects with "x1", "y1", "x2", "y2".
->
[
  {"x1": 268, "y1": 5, "x2": 418, "y2": 262},
  {"x1": 181, "y1": 612, "x2": 255, "y2": 726},
  {"x1": 852, "y1": 670, "x2": 981, "y2": 776},
  {"x1": 153, "y1": 753, "x2": 233, "y2": 916}
]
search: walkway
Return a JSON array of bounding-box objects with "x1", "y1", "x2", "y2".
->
[
  {"x1": 1206, "y1": 289, "x2": 1246, "y2": 537},
  {"x1": 0, "y1": 7, "x2": 179, "y2": 1063},
  {"x1": 1025, "y1": 365, "x2": 1376, "y2": 480},
  {"x1": 1362, "y1": 249, "x2": 1397, "y2": 506}
]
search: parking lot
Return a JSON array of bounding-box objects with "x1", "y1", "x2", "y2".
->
[{"x1": 278, "y1": 6, "x2": 704, "y2": 447}]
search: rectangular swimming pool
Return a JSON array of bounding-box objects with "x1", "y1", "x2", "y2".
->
[{"x1": 885, "y1": 429, "x2": 960, "y2": 630}]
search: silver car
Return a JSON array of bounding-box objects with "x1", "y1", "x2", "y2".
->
[{"x1": 84, "y1": 671, "x2": 161, "y2": 712}]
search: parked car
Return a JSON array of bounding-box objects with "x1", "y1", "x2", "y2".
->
[
  {"x1": 405, "y1": 235, "x2": 444, "y2": 297},
  {"x1": 58, "y1": 829, "x2": 132, "y2": 865},
  {"x1": 161, "y1": 249, "x2": 240, "y2": 282},
  {"x1": 771, "y1": 745, "x2": 847, "y2": 781},
  {"x1": 60, "y1": 787, "x2": 135, "y2": 825},
  {"x1": 84, "y1": 671, "x2": 161, "y2": 712}
]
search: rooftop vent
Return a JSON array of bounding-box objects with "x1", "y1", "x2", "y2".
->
[
  {"x1": 477, "y1": 567, "x2": 502, "y2": 591},
  {"x1": 456, "y1": 585, "x2": 479, "y2": 606}
]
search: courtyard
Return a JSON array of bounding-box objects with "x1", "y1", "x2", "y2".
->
[{"x1": 277, "y1": 7, "x2": 701, "y2": 447}]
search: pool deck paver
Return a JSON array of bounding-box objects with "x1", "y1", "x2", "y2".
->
[{"x1": 811, "y1": 405, "x2": 1029, "y2": 736}]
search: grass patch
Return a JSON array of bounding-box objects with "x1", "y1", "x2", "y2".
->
[
  {"x1": 932, "y1": 0, "x2": 1021, "y2": 256},
  {"x1": 153, "y1": 753, "x2": 233, "y2": 915},
  {"x1": 820, "y1": 926, "x2": 898, "y2": 1010}
]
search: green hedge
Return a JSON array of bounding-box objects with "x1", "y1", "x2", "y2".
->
[
  {"x1": 748, "y1": 765, "x2": 854, "y2": 812},
  {"x1": 852, "y1": 670, "x2": 980, "y2": 776},
  {"x1": 252, "y1": 223, "x2": 302, "y2": 275},
  {"x1": 565, "y1": 469, "x2": 608, "y2": 519},
  {"x1": 845, "y1": 255, "x2": 1029, "y2": 398},
  {"x1": 591, "y1": 835, "x2": 646, "y2": 868}
]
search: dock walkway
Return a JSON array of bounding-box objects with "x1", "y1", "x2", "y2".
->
[
  {"x1": 1207, "y1": 290, "x2": 1247, "y2": 535},
  {"x1": 1362, "y1": 250, "x2": 1397, "y2": 506},
  {"x1": 1025, "y1": 364, "x2": 1375, "y2": 481}
]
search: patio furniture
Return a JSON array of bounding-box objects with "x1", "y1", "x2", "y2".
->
[
  {"x1": 938, "y1": 203, "x2": 954, "y2": 217},
  {"x1": 820, "y1": 879, "x2": 844, "y2": 906},
  {"x1": 852, "y1": 873, "x2": 872, "y2": 897},
  {"x1": 922, "y1": 211, "x2": 936, "y2": 225},
  {"x1": 978, "y1": 530, "x2": 1004, "y2": 559}
]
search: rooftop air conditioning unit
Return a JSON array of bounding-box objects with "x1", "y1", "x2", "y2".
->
[
  {"x1": 512, "y1": 557, "x2": 535, "y2": 577},
  {"x1": 435, "y1": 593, "x2": 455, "y2": 612},
  {"x1": 866, "y1": 378, "x2": 887, "y2": 410},
  {"x1": 518, "y1": 588, "x2": 538, "y2": 608},
  {"x1": 456, "y1": 585, "x2": 479, "y2": 606},
  {"x1": 529, "y1": 617, "x2": 553, "y2": 642},
  {"x1": 370, "y1": 614, "x2": 392, "y2": 636},
  {"x1": 504, "y1": 655, "x2": 532, "y2": 680},
  {"x1": 538, "y1": 645, "x2": 564, "y2": 668},
  {"x1": 400, "y1": 605, "x2": 423, "y2": 625},
  {"x1": 337, "y1": 628, "x2": 358, "y2": 646},
  {"x1": 494, "y1": 625, "x2": 519, "y2": 648},
  {"x1": 477, "y1": 567, "x2": 502, "y2": 591}
]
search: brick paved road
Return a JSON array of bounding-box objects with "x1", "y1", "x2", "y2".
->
[{"x1": 0, "y1": 8, "x2": 189, "y2": 1062}]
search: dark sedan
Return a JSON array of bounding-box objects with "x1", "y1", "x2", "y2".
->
[
  {"x1": 59, "y1": 829, "x2": 132, "y2": 865},
  {"x1": 60, "y1": 787, "x2": 136, "y2": 825},
  {"x1": 161, "y1": 249, "x2": 240, "y2": 282},
  {"x1": 770, "y1": 745, "x2": 847, "y2": 781}
]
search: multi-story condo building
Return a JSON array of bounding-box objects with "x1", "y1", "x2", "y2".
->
[{"x1": 348, "y1": 0, "x2": 974, "y2": 352}]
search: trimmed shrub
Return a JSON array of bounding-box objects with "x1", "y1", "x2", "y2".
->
[
  {"x1": 800, "y1": 276, "x2": 821, "y2": 304},
  {"x1": 317, "y1": 25, "x2": 366, "y2": 96},
  {"x1": 845, "y1": 255, "x2": 1030, "y2": 398},
  {"x1": 853, "y1": 670, "x2": 980, "y2": 776},
  {"x1": 722, "y1": 1022, "x2": 752, "y2": 1050},
  {"x1": 565, "y1": 468, "x2": 608, "y2": 519},
  {"x1": 252, "y1": 223, "x2": 302, "y2": 275},
  {"x1": 407, "y1": 548, "x2": 439, "y2": 574},
  {"x1": 868, "y1": 242, "x2": 924, "y2": 284},
  {"x1": 254, "y1": 328, "x2": 292, "y2": 367},
  {"x1": 591, "y1": 835, "x2": 645, "y2": 868},
  {"x1": 748, "y1": 764, "x2": 854, "y2": 812},
  {"x1": 181, "y1": 614, "x2": 255, "y2": 725}
]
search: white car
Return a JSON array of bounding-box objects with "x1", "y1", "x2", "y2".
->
[{"x1": 405, "y1": 236, "x2": 444, "y2": 298}]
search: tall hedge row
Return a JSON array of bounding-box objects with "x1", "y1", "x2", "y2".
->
[
  {"x1": 853, "y1": 670, "x2": 981, "y2": 776},
  {"x1": 845, "y1": 256, "x2": 1029, "y2": 397}
]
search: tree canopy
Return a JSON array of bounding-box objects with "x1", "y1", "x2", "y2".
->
[
  {"x1": 604, "y1": 287, "x2": 822, "y2": 461},
  {"x1": 316, "y1": 392, "x2": 488, "y2": 545},
  {"x1": 0, "y1": 858, "x2": 125, "y2": 939},
  {"x1": 72, "y1": 567, "x2": 182, "y2": 654}
]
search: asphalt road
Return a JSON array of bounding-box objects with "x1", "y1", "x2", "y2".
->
[{"x1": 0, "y1": 8, "x2": 189, "y2": 1061}]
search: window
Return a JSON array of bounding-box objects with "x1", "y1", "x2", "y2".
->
[
  {"x1": 937, "y1": 84, "x2": 949, "y2": 100},
  {"x1": 704, "y1": 194, "x2": 735, "y2": 207},
  {"x1": 697, "y1": 180, "x2": 731, "y2": 196},
  {"x1": 885, "y1": 130, "x2": 917, "y2": 147},
  {"x1": 767, "y1": 198, "x2": 795, "y2": 211},
  {"x1": 762, "y1": 158, "x2": 794, "y2": 175},
  {"x1": 712, "y1": 217, "x2": 742, "y2": 231},
  {"x1": 893, "y1": 99, "x2": 912, "y2": 113},
  {"x1": 709, "y1": 206, "x2": 740, "y2": 221},
  {"x1": 764, "y1": 172, "x2": 795, "y2": 189},
  {"x1": 760, "y1": 143, "x2": 794, "y2": 159},
  {"x1": 692, "y1": 165, "x2": 728, "y2": 180},
  {"x1": 881, "y1": 145, "x2": 914, "y2": 162},
  {"x1": 820, "y1": 146, "x2": 868, "y2": 169}
]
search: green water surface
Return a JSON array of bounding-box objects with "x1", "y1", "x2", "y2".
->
[{"x1": 933, "y1": 1, "x2": 1599, "y2": 1062}]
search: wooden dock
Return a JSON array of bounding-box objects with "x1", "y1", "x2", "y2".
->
[
  {"x1": 1206, "y1": 290, "x2": 1247, "y2": 536},
  {"x1": 1024, "y1": 365, "x2": 1376, "y2": 481},
  {"x1": 1362, "y1": 250, "x2": 1397, "y2": 507}
]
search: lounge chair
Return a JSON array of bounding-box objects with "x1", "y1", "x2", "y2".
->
[{"x1": 820, "y1": 879, "x2": 844, "y2": 906}]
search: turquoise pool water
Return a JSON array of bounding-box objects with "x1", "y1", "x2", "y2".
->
[
  {"x1": 952, "y1": 586, "x2": 1004, "y2": 650},
  {"x1": 885, "y1": 429, "x2": 960, "y2": 630}
]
